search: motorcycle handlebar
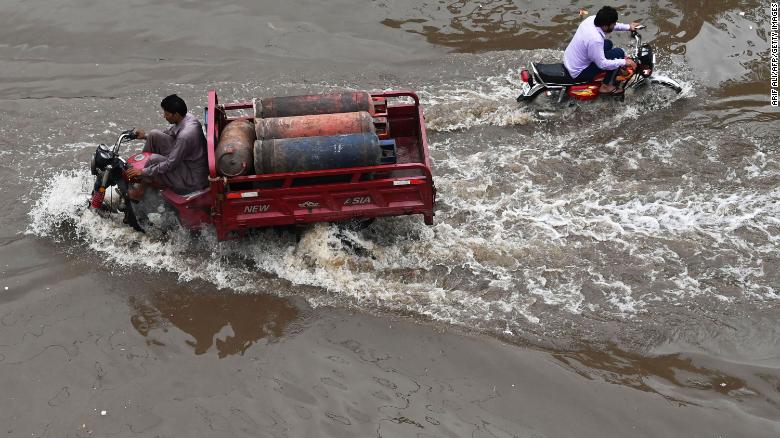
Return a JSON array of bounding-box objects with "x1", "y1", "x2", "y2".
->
[
  {"x1": 121, "y1": 128, "x2": 137, "y2": 140},
  {"x1": 111, "y1": 129, "x2": 136, "y2": 155},
  {"x1": 631, "y1": 29, "x2": 643, "y2": 58}
]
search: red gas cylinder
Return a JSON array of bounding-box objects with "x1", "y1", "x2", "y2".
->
[
  {"x1": 256, "y1": 91, "x2": 374, "y2": 118},
  {"x1": 215, "y1": 120, "x2": 256, "y2": 176},
  {"x1": 255, "y1": 111, "x2": 375, "y2": 140}
]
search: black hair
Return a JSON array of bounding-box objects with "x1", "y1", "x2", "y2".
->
[
  {"x1": 594, "y1": 6, "x2": 619, "y2": 27},
  {"x1": 160, "y1": 94, "x2": 188, "y2": 117}
]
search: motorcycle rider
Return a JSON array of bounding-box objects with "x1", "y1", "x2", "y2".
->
[
  {"x1": 563, "y1": 6, "x2": 641, "y2": 95},
  {"x1": 125, "y1": 94, "x2": 209, "y2": 195}
]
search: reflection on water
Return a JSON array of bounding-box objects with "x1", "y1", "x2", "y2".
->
[
  {"x1": 129, "y1": 288, "x2": 300, "y2": 358},
  {"x1": 381, "y1": 0, "x2": 764, "y2": 56},
  {"x1": 551, "y1": 344, "x2": 780, "y2": 421},
  {"x1": 382, "y1": 0, "x2": 574, "y2": 51},
  {"x1": 554, "y1": 345, "x2": 750, "y2": 400}
]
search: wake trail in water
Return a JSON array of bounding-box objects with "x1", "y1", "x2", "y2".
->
[
  {"x1": 22, "y1": 48, "x2": 776, "y2": 348},
  {"x1": 414, "y1": 49, "x2": 693, "y2": 132}
]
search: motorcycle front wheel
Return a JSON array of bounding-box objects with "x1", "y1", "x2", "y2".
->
[{"x1": 648, "y1": 75, "x2": 683, "y2": 93}]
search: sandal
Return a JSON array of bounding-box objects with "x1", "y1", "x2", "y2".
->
[{"x1": 599, "y1": 86, "x2": 624, "y2": 95}]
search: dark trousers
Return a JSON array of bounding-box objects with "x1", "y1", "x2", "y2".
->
[{"x1": 576, "y1": 40, "x2": 625, "y2": 85}]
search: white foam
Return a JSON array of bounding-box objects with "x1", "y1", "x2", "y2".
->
[
  {"x1": 591, "y1": 274, "x2": 644, "y2": 316},
  {"x1": 418, "y1": 69, "x2": 537, "y2": 131}
]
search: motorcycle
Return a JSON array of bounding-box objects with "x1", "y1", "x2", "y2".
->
[
  {"x1": 516, "y1": 25, "x2": 682, "y2": 103},
  {"x1": 88, "y1": 129, "x2": 146, "y2": 232}
]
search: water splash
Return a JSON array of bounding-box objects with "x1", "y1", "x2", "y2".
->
[{"x1": 22, "y1": 47, "x2": 775, "y2": 346}]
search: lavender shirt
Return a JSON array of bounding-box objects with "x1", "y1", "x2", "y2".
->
[{"x1": 563, "y1": 16, "x2": 630, "y2": 78}]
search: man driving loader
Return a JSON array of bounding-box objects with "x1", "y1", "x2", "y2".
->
[{"x1": 125, "y1": 94, "x2": 209, "y2": 195}]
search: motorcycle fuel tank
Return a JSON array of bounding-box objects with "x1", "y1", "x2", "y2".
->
[{"x1": 125, "y1": 151, "x2": 153, "y2": 179}]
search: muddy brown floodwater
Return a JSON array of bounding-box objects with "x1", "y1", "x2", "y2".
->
[{"x1": 2, "y1": 0, "x2": 779, "y2": 436}]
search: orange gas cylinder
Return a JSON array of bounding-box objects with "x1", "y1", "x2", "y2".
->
[
  {"x1": 256, "y1": 91, "x2": 374, "y2": 118},
  {"x1": 215, "y1": 119, "x2": 256, "y2": 176},
  {"x1": 255, "y1": 111, "x2": 375, "y2": 140}
]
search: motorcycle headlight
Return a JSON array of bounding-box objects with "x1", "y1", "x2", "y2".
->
[
  {"x1": 638, "y1": 45, "x2": 654, "y2": 69},
  {"x1": 92, "y1": 144, "x2": 112, "y2": 173}
]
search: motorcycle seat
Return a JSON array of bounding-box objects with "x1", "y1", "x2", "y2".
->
[{"x1": 533, "y1": 63, "x2": 591, "y2": 85}]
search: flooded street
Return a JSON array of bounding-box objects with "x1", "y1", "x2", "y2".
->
[{"x1": 2, "y1": 1, "x2": 779, "y2": 436}]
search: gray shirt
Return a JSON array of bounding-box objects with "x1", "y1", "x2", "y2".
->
[{"x1": 142, "y1": 113, "x2": 209, "y2": 193}]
